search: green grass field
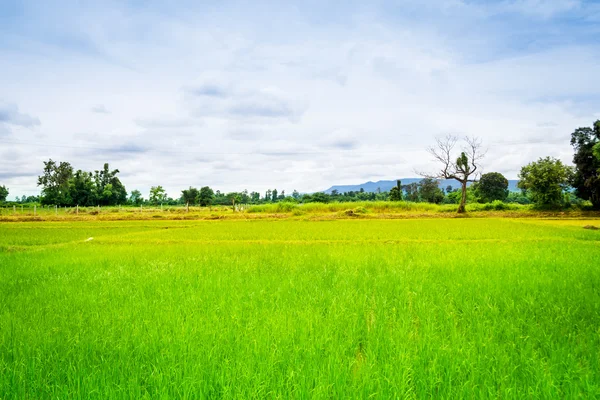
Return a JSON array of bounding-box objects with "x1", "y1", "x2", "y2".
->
[{"x1": 1, "y1": 219, "x2": 599, "y2": 398}]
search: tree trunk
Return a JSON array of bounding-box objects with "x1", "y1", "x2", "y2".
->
[{"x1": 457, "y1": 181, "x2": 467, "y2": 213}]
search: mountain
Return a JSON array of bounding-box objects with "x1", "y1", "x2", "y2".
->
[{"x1": 323, "y1": 178, "x2": 520, "y2": 194}]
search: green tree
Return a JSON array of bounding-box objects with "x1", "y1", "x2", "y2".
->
[
  {"x1": 37, "y1": 159, "x2": 74, "y2": 206},
  {"x1": 198, "y1": 186, "x2": 215, "y2": 207},
  {"x1": 475, "y1": 172, "x2": 509, "y2": 203},
  {"x1": 69, "y1": 170, "x2": 96, "y2": 206},
  {"x1": 593, "y1": 142, "x2": 600, "y2": 162},
  {"x1": 424, "y1": 136, "x2": 485, "y2": 213},
  {"x1": 181, "y1": 187, "x2": 200, "y2": 205},
  {"x1": 518, "y1": 157, "x2": 573, "y2": 206},
  {"x1": 149, "y1": 186, "x2": 167, "y2": 205},
  {"x1": 389, "y1": 180, "x2": 403, "y2": 201},
  {"x1": 570, "y1": 121, "x2": 600, "y2": 208},
  {"x1": 271, "y1": 189, "x2": 278, "y2": 202},
  {"x1": 94, "y1": 163, "x2": 127, "y2": 205},
  {"x1": 310, "y1": 192, "x2": 329, "y2": 203},
  {"x1": 403, "y1": 182, "x2": 419, "y2": 202},
  {"x1": 418, "y1": 178, "x2": 444, "y2": 204},
  {"x1": 129, "y1": 190, "x2": 143, "y2": 205},
  {"x1": 292, "y1": 190, "x2": 300, "y2": 199},
  {"x1": 0, "y1": 185, "x2": 8, "y2": 202}
]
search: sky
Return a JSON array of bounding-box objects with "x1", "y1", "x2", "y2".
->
[{"x1": 1, "y1": 0, "x2": 599, "y2": 199}]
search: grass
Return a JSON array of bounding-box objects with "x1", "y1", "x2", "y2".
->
[
  {"x1": 2, "y1": 202, "x2": 599, "y2": 222},
  {"x1": 1, "y1": 219, "x2": 600, "y2": 398}
]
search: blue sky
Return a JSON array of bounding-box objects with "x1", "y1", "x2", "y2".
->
[{"x1": 1, "y1": 0, "x2": 599, "y2": 198}]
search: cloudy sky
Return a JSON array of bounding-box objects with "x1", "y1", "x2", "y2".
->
[{"x1": 1, "y1": 0, "x2": 599, "y2": 199}]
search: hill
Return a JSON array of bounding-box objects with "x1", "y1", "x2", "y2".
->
[{"x1": 323, "y1": 178, "x2": 520, "y2": 194}]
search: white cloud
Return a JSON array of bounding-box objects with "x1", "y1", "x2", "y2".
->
[{"x1": 0, "y1": 1, "x2": 597, "y2": 197}]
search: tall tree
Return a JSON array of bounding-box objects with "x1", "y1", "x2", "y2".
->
[
  {"x1": 0, "y1": 185, "x2": 8, "y2": 202},
  {"x1": 69, "y1": 170, "x2": 96, "y2": 206},
  {"x1": 129, "y1": 190, "x2": 143, "y2": 205},
  {"x1": 424, "y1": 135, "x2": 485, "y2": 213},
  {"x1": 94, "y1": 163, "x2": 127, "y2": 205},
  {"x1": 198, "y1": 186, "x2": 215, "y2": 207},
  {"x1": 181, "y1": 187, "x2": 200, "y2": 205},
  {"x1": 418, "y1": 179, "x2": 444, "y2": 204},
  {"x1": 570, "y1": 121, "x2": 600, "y2": 208},
  {"x1": 271, "y1": 189, "x2": 278, "y2": 202},
  {"x1": 518, "y1": 157, "x2": 573, "y2": 206},
  {"x1": 149, "y1": 186, "x2": 167, "y2": 205},
  {"x1": 37, "y1": 159, "x2": 74, "y2": 205},
  {"x1": 475, "y1": 172, "x2": 509, "y2": 203},
  {"x1": 389, "y1": 180, "x2": 403, "y2": 201}
]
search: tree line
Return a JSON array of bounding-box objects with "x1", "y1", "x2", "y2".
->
[{"x1": 1, "y1": 120, "x2": 599, "y2": 211}]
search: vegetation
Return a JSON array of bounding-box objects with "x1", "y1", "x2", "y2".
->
[
  {"x1": 424, "y1": 135, "x2": 485, "y2": 213},
  {"x1": 475, "y1": 172, "x2": 509, "y2": 203},
  {"x1": 518, "y1": 157, "x2": 573, "y2": 207},
  {"x1": 1, "y1": 219, "x2": 599, "y2": 397},
  {"x1": 570, "y1": 121, "x2": 600, "y2": 208},
  {"x1": 0, "y1": 185, "x2": 8, "y2": 202}
]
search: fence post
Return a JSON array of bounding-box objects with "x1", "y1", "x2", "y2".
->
[
  {"x1": 186, "y1": 202, "x2": 189, "y2": 213},
  {"x1": 77, "y1": 204, "x2": 79, "y2": 215},
  {"x1": 34, "y1": 205, "x2": 37, "y2": 216}
]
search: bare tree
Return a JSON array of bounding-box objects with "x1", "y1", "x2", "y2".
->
[{"x1": 422, "y1": 135, "x2": 486, "y2": 213}]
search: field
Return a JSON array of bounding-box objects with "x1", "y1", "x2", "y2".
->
[{"x1": 1, "y1": 218, "x2": 600, "y2": 398}]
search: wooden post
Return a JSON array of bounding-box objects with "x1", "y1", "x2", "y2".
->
[
  {"x1": 34, "y1": 205, "x2": 37, "y2": 216},
  {"x1": 55, "y1": 205, "x2": 58, "y2": 216},
  {"x1": 13, "y1": 205, "x2": 16, "y2": 214},
  {"x1": 76, "y1": 204, "x2": 79, "y2": 215},
  {"x1": 140, "y1": 204, "x2": 143, "y2": 213},
  {"x1": 186, "y1": 202, "x2": 189, "y2": 213}
]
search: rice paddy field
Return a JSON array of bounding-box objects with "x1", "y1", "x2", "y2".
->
[{"x1": 1, "y1": 218, "x2": 599, "y2": 398}]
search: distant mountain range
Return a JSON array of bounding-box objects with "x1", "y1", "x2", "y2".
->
[{"x1": 323, "y1": 178, "x2": 520, "y2": 194}]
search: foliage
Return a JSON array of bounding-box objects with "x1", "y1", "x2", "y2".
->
[
  {"x1": 129, "y1": 190, "x2": 143, "y2": 205},
  {"x1": 94, "y1": 163, "x2": 127, "y2": 206},
  {"x1": 518, "y1": 157, "x2": 573, "y2": 206},
  {"x1": 149, "y1": 186, "x2": 168, "y2": 205},
  {"x1": 0, "y1": 185, "x2": 8, "y2": 202},
  {"x1": 389, "y1": 180, "x2": 403, "y2": 201},
  {"x1": 475, "y1": 172, "x2": 509, "y2": 203},
  {"x1": 37, "y1": 159, "x2": 74, "y2": 206},
  {"x1": 198, "y1": 186, "x2": 215, "y2": 207},
  {"x1": 181, "y1": 187, "x2": 200, "y2": 205},
  {"x1": 570, "y1": 120, "x2": 600, "y2": 208},
  {"x1": 418, "y1": 178, "x2": 444, "y2": 204}
]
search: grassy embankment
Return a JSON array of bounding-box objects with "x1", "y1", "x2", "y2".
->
[{"x1": 1, "y1": 201, "x2": 598, "y2": 221}]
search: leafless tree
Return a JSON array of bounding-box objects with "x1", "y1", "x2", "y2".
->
[{"x1": 422, "y1": 135, "x2": 486, "y2": 213}]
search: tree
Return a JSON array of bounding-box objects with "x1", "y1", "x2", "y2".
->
[
  {"x1": 149, "y1": 186, "x2": 167, "y2": 205},
  {"x1": 94, "y1": 163, "x2": 127, "y2": 205},
  {"x1": 518, "y1": 157, "x2": 573, "y2": 206},
  {"x1": 271, "y1": 189, "x2": 278, "y2": 202},
  {"x1": 389, "y1": 180, "x2": 403, "y2": 201},
  {"x1": 475, "y1": 172, "x2": 509, "y2": 203},
  {"x1": 181, "y1": 187, "x2": 200, "y2": 205},
  {"x1": 37, "y1": 159, "x2": 73, "y2": 206},
  {"x1": 418, "y1": 179, "x2": 444, "y2": 204},
  {"x1": 129, "y1": 190, "x2": 143, "y2": 205},
  {"x1": 593, "y1": 142, "x2": 600, "y2": 162},
  {"x1": 69, "y1": 170, "x2": 96, "y2": 206},
  {"x1": 310, "y1": 192, "x2": 329, "y2": 203},
  {"x1": 198, "y1": 186, "x2": 214, "y2": 207},
  {"x1": 0, "y1": 185, "x2": 8, "y2": 202},
  {"x1": 570, "y1": 121, "x2": 600, "y2": 208},
  {"x1": 292, "y1": 190, "x2": 300, "y2": 199},
  {"x1": 403, "y1": 182, "x2": 420, "y2": 202},
  {"x1": 424, "y1": 135, "x2": 485, "y2": 213}
]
